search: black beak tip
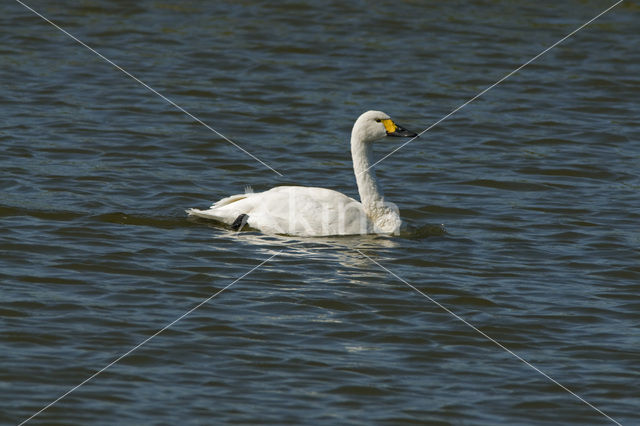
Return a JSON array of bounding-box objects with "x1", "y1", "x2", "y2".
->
[{"x1": 387, "y1": 127, "x2": 418, "y2": 138}]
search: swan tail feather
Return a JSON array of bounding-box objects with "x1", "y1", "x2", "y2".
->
[{"x1": 186, "y1": 208, "x2": 234, "y2": 224}]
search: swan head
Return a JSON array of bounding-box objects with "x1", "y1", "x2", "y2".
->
[{"x1": 352, "y1": 110, "x2": 418, "y2": 144}]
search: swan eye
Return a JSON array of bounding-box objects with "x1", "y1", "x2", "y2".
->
[{"x1": 375, "y1": 119, "x2": 382, "y2": 123}]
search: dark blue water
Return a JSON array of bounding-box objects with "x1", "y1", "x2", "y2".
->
[{"x1": 2, "y1": 1, "x2": 639, "y2": 424}]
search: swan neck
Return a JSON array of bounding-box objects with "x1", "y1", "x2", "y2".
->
[{"x1": 351, "y1": 137, "x2": 383, "y2": 208}]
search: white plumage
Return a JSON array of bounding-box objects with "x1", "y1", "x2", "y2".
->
[{"x1": 187, "y1": 110, "x2": 417, "y2": 236}]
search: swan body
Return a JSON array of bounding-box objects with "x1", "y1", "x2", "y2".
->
[{"x1": 187, "y1": 110, "x2": 417, "y2": 236}]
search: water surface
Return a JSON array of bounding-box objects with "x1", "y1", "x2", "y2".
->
[{"x1": 1, "y1": 1, "x2": 639, "y2": 424}]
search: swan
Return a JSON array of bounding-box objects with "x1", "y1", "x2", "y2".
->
[{"x1": 186, "y1": 110, "x2": 417, "y2": 236}]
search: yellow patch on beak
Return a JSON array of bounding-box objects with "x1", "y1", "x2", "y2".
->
[{"x1": 381, "y1": 119, "x2": 397, "y2": 133}]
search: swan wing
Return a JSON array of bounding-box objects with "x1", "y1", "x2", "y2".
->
[
  {"x1": 211, "y1": 193, "x2": 249, "y2": 208},
  {"x1": 247, "y1": 187, "x2": 372, "y2": 236},
  {"x1": 188, "y1": 186, "x2": 373, "y2": 236}
]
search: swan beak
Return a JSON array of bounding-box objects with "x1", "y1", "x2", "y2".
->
[{"x1": 383, "y1": 119, "x2": 418, "y2": 138}]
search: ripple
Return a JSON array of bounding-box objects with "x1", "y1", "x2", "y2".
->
[{"x1": 2, "y1": 1, "x2": 638, "y2": 425}]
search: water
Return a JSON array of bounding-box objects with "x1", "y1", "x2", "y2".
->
[{"x1": 1, "y1": 0, "x2": 639, "y2": 424}]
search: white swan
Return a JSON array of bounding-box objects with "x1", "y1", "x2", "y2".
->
[{"x1": 187, "y1": 110, "x2": 417, "y2": 236}]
